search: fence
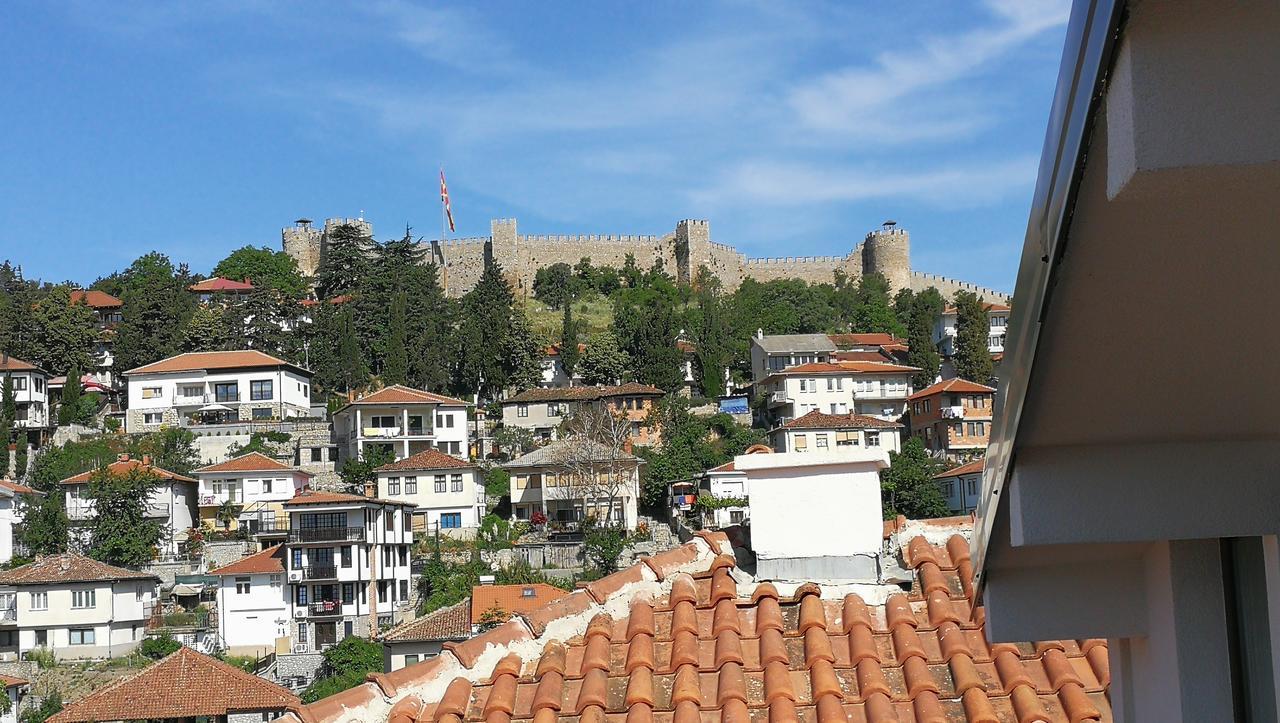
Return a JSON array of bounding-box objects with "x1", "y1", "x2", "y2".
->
[{"x1": 515, "y1": 542, "x2": 583, "y2": 569}]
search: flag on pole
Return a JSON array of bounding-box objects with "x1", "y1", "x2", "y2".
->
[{"x1": 439, "y1": 169, "x2": 456, "y2": 233}]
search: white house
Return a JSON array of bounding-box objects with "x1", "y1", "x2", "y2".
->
[
  {"x1": 759, "y1": 360, "x2": 917, "y2": 425},
  {"x1": 122, "y1": 350, "x2": 313, "y2": 433},
  {"x1": 0, "y1": 553, "x2": 158, "y2": 660},
  {"x1": 0, "y1": 675, "x2": 26, "y2": 723},
  {"x1": 60, "y1": 454, "x2": 198, "y2": 558},
  {"x1": 932, "y1": 457, "x2": 983, "y2": 515},
  {"x1": 373, "y1": 449, "x2": 484, "y2": 537},
  {"x1": 193, "y1": 452, "x2": 312, "y2": 541},
  {"x1": 380, "y1": 598, "x2": 472, "y2": 672},
  {"x1": 210, "y1": 544, "x2": 289, "y2": 657},
  {"x1": 500, "y1": 383, "x2": 665, "y2": 447},
  {"x1": 504, "y1": 438, "x2": 642, "y2": 530},
  {"x1": 768, "y1": 410, "x2": 903, "y2": 454},
  {"x1": 0, "y1": 356, "x2": 49, "y2": 431},
  {"x1": 748, "y1": 332, "x2": 836, "y2": 382},
  {"x1": 69, "y1": 289, "x2": 123, "y2": 388},
  {"x1": 734, "y1": 447, "x2": 890, "y2": 581},
  {"x1": 282, "y1": 491, "x2": 415, "y2": 652},
  {"x1": 332, "y1": 385, "x2": 470, "y2": 466},
  {"x1": 932, "y1": 301, "x2": 1011, "y2": 357},
  {"x1": 0, "y1": 479, "x2": 40, "y2": 565}
]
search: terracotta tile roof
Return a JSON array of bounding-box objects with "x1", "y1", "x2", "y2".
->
[
  {"x1": 770, "y1": 360, "x2": 920, "y2": 378},
  {"x1": 342, "y1": 384, "x2": 470, "y2": 408},
  {"x1": 943, "y1": 302, "x2": 1012, "y2": 314},
  {"x1": 0, "y1": 478, "x2": 41, "y2": 496},
  {"x1": 283, "y1": 530, "x2": 1110, "y2": 723},
  {"x1": 543, "y1": 343, "x2": 588, "y2": 357},
  {"x1": 282, "y1": 490, "x2": 415, "y2": 507},
  {"x1": 827, "y1": 332, "x2": 903, "y2": 348},
  {"x1": 188, "y1": 277, "x2": 254, "y2": 293},
  {"x1": 0, "y1": 553, "x2": 157, "y2": 586},
  {"x1": 908, "y1": 378, "x2": 998, "y2": 400},
  {"x1": 470, "y1": 584, "x2": 570, "y2": 625},
  {"x1": 69, "y1": 289, "x2": 122, "y2": 308},
  {"x1": 0, "y1": 355, "x2": 42, "y2": 373},
  {"x1": 505, "y1": 383, "x2": 664, "y2": 404},
  {"x1": 47, "y1": 647, "x2": 298, "y2": 723},
  {"x1": 778, "y1": 410, "x2": 905, "y2": 430},
  {"x1": 376, "y1": 448, "x2": 474, "y2": 473},
  {"x1": 833, "y1": 350, "x2": 893, "y2": 363},
  {"x1": 300, "y1": 295, "x2": 353, "y2": 307},
  {"x1": 707, "y1": 461, "x2": 737, "y2": 473},
  {"x1": 124, "y1": 350, "x2": 308, "y2": 376},
  {"x1": 934, "y1": 458, "x2": 986, "y2": 479},
  {"x1": 60, "y1": 455, "x2": 196, "y2": 485},
  {"x1": 0, "y1": 674, "x2": 27, "y2": 688},
  {"x1": 384, "y1": 599, "x2": 474, "y2": 643},
  {"x1": 210, "y1": 544, "x2": 285, "y2": 576},
  {"x1": 194, "y1": 452, "x2": 308, "y2": 476}
]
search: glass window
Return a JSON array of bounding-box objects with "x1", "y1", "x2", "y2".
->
[
  {"x1": 310, "y1": 447, "x2": 322, "y2": 462},
  {"x1": 342, "y1": 583, "x2": 354, "y2": 604},
  {"x1": 385, "y1": 510, "x2": 395, "y2": 531},
  {"x1": 143, "y1": 412, "x2": 163, "y2": 425},
  {"x1": 141, "y1": 386, "x2": 161, "y2": 399},
  {"x1": 517, "y1": 404, "x2": 528, "y2": 418},
  {"x1": 72, "y1": 590, "x2": 95, "y2": 608},
  {"x1": 370, "y1": 415, "x2": 396, "y2": 428},
  {"x1": 388, "y1": 477, "x2": 401, "y2": 495},
  {"x1": 451, "y1": 474, "x2": 463, "y2": 492},
  {"x1": 398, "y1": 546, "x2": 407, "y2": 566},
  {"x1": 405, "y1": 477, "x2": 417, "y2": 494},
  {"x1": 341, "y1": 546, "x2": 352, "y2": 568},
  {"x1": 405, "y1": 654, "x2": 420, "y2": 665},
  {"x1": 815, "y1": 435, "x2": 828, "y2": 449},
  {"x1": 236, "y1": 577, "x2": 251, "y2": 595},
  {"x1": 252, "y1": 407, "x2": 272, "y2": 419},
  {"x1": 866, "y1": 432, "x2": 880, "y2": 447},
  {"x1": 214, "y1": 382, "x2": 239, "y2": 402},
  {"x1": 292, "y1": 549, "x2": 303, "y2": 569},
  {"x1": 441, "y1": 513, "x2": 462, "y2": 529},
  {"x1": 434, "y1": 475, "x2": 446, "y2": 493},
  {"x1": 69, "y1": 628, "x2": 95, "y2": 645},
  {"x1": 547, "y1": 403, "x2": 562, "y2": 417},
  {"x1": 399, "y1": 580, "x2": 409, "y2": 600},
  {"x1": 250, "y1": 379, "x2": 273, "y2": 401},
  {"x1": 262, "y1": 478, "x2": 273, "y2": 493},
  {"x1": 29, "y1": 592, "x2": 47, "y2": 610},
  {"x1": 296, "y1": 586, "x2": 308, "y2": 605}
]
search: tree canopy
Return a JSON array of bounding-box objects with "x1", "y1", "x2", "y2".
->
[
  {"x1": 880, "y1": 437, "x2": 951, "y2": 520},
  {"x1": 213, "y1": 246, "x2": 307, "y2": 299},
  {"x1": 952, "y1": 290, "x2": 994, "y2": 383}
]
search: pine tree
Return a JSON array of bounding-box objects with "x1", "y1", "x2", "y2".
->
[
  {"x1": 456, "y1": 254, "x2": 520, "y2": 398},
  {"x1": 58, "y1": 363, "x2": 82, "y2": 426},
  {"x1": 181, "y1": 304, "x2": 229, "y2": 352},
  {"x1": 953, "y1": 291, "x2": 994, "y2": 383},
  {"x1": 86, "y1": 465, "x2": 166, "y2": 567},
  {"x1": 383, "y1": 290, "x2": 409, "y2": 386},
  {"x1": 507, "y1": 310, "x2": 544, "y2": 393},
  {"x1": 907, "y1": 288, "x2": 944, "y2": 389},
  {"x1": 692, "y1": 269, "x2": 732, "y2": 398},
  {"x1": 114, "y1": 253, "x2": 197, "y2": 371},
  {"x1": 559, "y1": 302, "x2": 580, "y2": 385},
  {"x1": 316, "y1": 223, "x2": 371, "y2": 300},
  {"x1": 30, "y1": 286, "x2": 97, "y2": 376},
  {"x1": 0, "y1": 375, "x2": 11, "y2": 477},
  {"x1": 229, "y1": 287, "x2": 292, "y2": 357},
  {"x1": 612, "y1": 286, "x2": 683, "y2": 391},
  {"x1": 850, "y1": 273, "x2": 906, "y2": 337},
  {"x1": 13, "y1": 438, "x2": 26, "y2": 480},
  {"x1": 335, "y1": 306, "x2": 370, "y2": 394},
  {"x1": 578, "y1": 332, "x2": 630, "y2": 386}
]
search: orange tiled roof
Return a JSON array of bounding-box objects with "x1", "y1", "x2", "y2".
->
[
  {"x1": 0, "y1": 674, "x2": 26, "y2": 688},
  {"x1": 46, "y1": 647, "x2": 298, "y2": 723},
  {"x1": 377, "y1": 448, "x2": 474, "y2": 472},
  {"x1": 283, "y1": 530, "x2": 1109, "y2": 723},
  {"x1": 342, "y1": 384, "x2": 470, "y2": 408},
  {"x1": 506, "y1": 383, "x2": 664, "y2": 404},
  {"x1": 908, "y1": 378, "x2": 997, "y2": 401},
  {"x1": 0, "y1": 478, "x2": 41, "y2": 496},
  {"x1": 833, "y1": 350, "x2": 894, "y2": 363},
  {"x1": 778, "y1": 410, "x2": 904, "y2": 430},
  {"x1": 0, "y1": 355, "x2": 42, "y2": 373},
  {"x1": 69, "y1": 289, "x2": 123, "y2": 308},
  {"x1": 471, "y1": 584, "x2": 569, "y2": 625},
  {"x1": 0, "y1": 553, "x2": 156, "y2": 586},
  {"x1": 706, "y1": 461, "x2": 737, "y2": 473},
  {"x1": 60, "y1": 455, "x2": 196, "y2": 485},
  {"x1": 282, "y1": 490, "x2": 415, "y2": 507},
  {"x1": 210, "y1": 544, "x2": 285, "y2": 576},
  {"x1": 774, "y1": 360, "x2": 920, "y2": 377},
  {"x1": 194, "y1": 452, "x2": 308, "y2": 476},
  {"x1": 934, "y1": 458, "x2": 986, "y2": 479},
  {"x1": 943, "y1": 302, "x2": 1011, "y2": 315},
  {"x1": 124, "y1": 350, "x2": 306, "y2": 376},
  {"x1": 188, "y1": 277, "x2": 254, "y2": 293},
  {"x1": 827, "y1": 332, "x2": 903, "y2": 348},
  {"x1": 384, "y1": 598, "x2": 473, "y2": 643}
]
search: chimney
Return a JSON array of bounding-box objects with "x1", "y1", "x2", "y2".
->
[
  {"x1": 141, "y1": 455, "x2": 152, "y2": 466},
  {"x1": 756, "y1": 328, "x2": 764, "y2": 340},
  {"x1": 479, "y1": 575, "x2": 496, "y2": 586},
  {"x1": 117, "y1": 453, "x2": 129, "y2": 462}
]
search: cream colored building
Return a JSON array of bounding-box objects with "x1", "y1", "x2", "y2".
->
[
  {"x1": 194, "y1": 452, "x2": 311, "y2": 542},
  {"x1": 759, "y1": 360, "x2": 918, "y2": 425},
  {"x1": 373, "y1": 449, "x2": 484, "y2": 537},
  {"x1": 504, "y1": 438, "x2": 642, "y2": 529}
]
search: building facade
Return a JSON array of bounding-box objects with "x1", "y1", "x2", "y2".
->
[
  {"x1": 60, "y1": 455, "x2": 198, "y2": 558},
  {"x1": 504, "y1": 438, "x2": 642, "y2": 529},
  {"x1": 933, "y1": 302, "x2": 1011, "y2": 357},
  {"x1": 69, "y1": 290, "x2": 123, "y2": 388},
  {"x1": 332, "y1": 385, "x2": 470, "y2": 466},
  {"x1": 500, "y1": 383, "x2": 664, "y2": 446},
  {"x1": 381, "y1": 598, "x2": 472, "y2": 672},
  {"x1": 932, "y1": 458, "x2": 983, "y2": 515},
  {"x1": 123, "y1": 350, "x2": 313, "y2": 433},
  {"x1": 0, "y1": 357, "x2": 49, "y2": 433},
  {"x1": 0, "y1": 480, "x2": 39, "y2": 565},
  {"x1": 194, "y1": 452, "x2": 312, "y2": 542},
  {"x1": 759, "y1": 360, "x2": 918, "y2": 426},
  {"x1": 768, "y1": 410, "x2": 903, "y2": 455},
  {"x1": 907, "y1": 378, "x2": 996, "y2": 461},
  {"x1": 373, "y1": 449, "x2": 484, "y2": 537},
  {"x1": 210, "y1": 545, "x2": 290, "y2": 656}
]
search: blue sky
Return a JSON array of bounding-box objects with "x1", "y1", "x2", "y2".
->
[{"x1": 1, "y1": 0, "x2": 1070, "y2": 292}]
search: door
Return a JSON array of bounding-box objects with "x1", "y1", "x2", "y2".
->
[
  {"x1": 34, "y1": 630, "x2": 46, "y2": 648},
  {"x1": 314, "y1": 622, "x2": 337, "y2": 649}
]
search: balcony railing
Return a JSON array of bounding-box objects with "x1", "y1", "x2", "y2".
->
[
  {"x1": 361, "y1": 427, "x2": 401, "y2": 438},
  {"x1": 289, "y1": 527, "x2": 365, "y2": 543},
  {"x1": 769, "y1": 391, "x2": 789, "y2": 404},
  {"x1": 247, "y1": 520, "x2": 290, "y2": 535},
  {"x1": 307, "y1": 601, "x2": 343, "y2": 617},
  {"x1": 0, "y1": 606, "x2": 15, "y2": 622},
  {"x1": 174, "y1": 392, "x2": 242, "y2": 406},
  {"x1": 302, "y1": 566, "x2": 337, "y2": 580}
]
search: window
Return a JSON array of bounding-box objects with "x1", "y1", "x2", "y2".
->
[
  {"x1": 434, "y1": 475, "x2": 446, "y2": 493},
  {"x1": 815, "y1": 434, "x2": 828, "y2": 449},
  {"x1": 829, "y1": 402, "x2": 847, "y2": 414},
  {"x1": 29, "y1": 592, "x2": 47, "y2": 610},
  {"x1": 826, "y1": 377, "x2": 843, "y2": 391},
  {"x1": 252, "y1": 407, "x2": 272, "y2": 419},
  {"x1": 941, "y1": 481, "x2": 954, "y2": 497},
  {"x1": 730, "y1": 511, "x2": 744, "y2": 524},
  {"x1": 310, "y1": 447, "x2": 322, "y2": 462},
  {"x1": 388, "y1": 477, "x2": 401, "y2": 495},
  {"x1": 342, "y1": 583, "x2": 354, "y2": 604},
  {"x1": 794, "y1": 434, "x2": 808, "y2": 451},
  {"x1": 923, "y1": 399, "x2": 931, "y2": 412},
  {"x1": 370, "y1": 415, "x2": 396, "y2": 428},
  {"x1": 292, "y1": 549, "x2": 303, "y2": 569},
  {"x1": 141, "y1": 386, "x2": 162, "y2": 399},
  {"x1": 967, "y1": 479, "x2": 978, "y2": 496},
  {"x1": 296, "y1": 586, "x2": 308, "y2": 605},
  {"x1": 250, "y1": 379, "x2": 273, "y2": 401},
  {"x1": 69, "y1": 628, "x2": 95, "y2": 646},
  {"x1": 236, "y1": 577, "x2": 251, "y2": 595},
  {"x1": 517, "y1": 404, "x2": 529, "y2": 418},
  {"x1": 378, "y1": 581, "x2": 388, "y2": 603},
  {"x1": 440, "y1": 414, "x2": 454, "y2": 428},
  {"x1": 399, "y1": 580, "x2": 409, "y2": 601},
  {"x1": 405, "y1": 654, "x2": 420, "y2": 666},
  {"x1": 836, "y1": 430, "x2": 858, "y2": 446},
  {"x1": 385, "y1": 510, "x2": 395, "y2": 531},
  {"x1": 547, "y1": 403, "x2": 562, "y2": 417},
  {"x1": 70, "y1": 589, "x2": 95, "y2": 608},
  {"x1": 451, "y1": 474, "x2": 463, "y2": 492},
  {"x1": 404, "y1": 511, "x2": 413, "y2": 530},
  {"x1": 297, "y1": 622, "x2": 308, "y2": 646},
  {"x1": 214, "y1": 382, "x2": 239, "y2": 402},
  {"x1": 441, "y1": 513, "x2": 462, "y2": 529},
  {"x1": 405, "y1": 477, "x2": 417, "y2": 494},
  {"x1": 269, "y1": 574, "x2": 283, "y2": 587},
  {"x1": 143, "y1": 412, "x2": 163, "y2": 425},
  {"x1": 866, "y1": 431, "x2": 880, "y2": 447},
  {"x1": 341, "y1": 546, "x2": 352, "y2": 568},
  {"x1": 398, "y1": 546, "x2": 408, "y2": 566},
  {"x1": 262, "y1": 478, "x2": 273, "y2": 494},
  {"x1": 382, "y1": 547, "x2": 392, "y2": 568},
  {"x1": 181, "y1": 386, "x2": 203, "y2": 398}
]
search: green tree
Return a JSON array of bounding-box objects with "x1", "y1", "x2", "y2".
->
[
  {"x1": 29, "y1": 286, "x2": 97, "y2": 376},
  {"x1": 559, "y1": 303, "x2": 580, "y2": 384},
  {"x1": 334, "y1": 306, "x2": 370, "y2": 393},
  {"x1": 0, "y1": 375, "x2": 13, "y2": 476},
  {"x1": 18, "y1": 688, "x2": 61, "y2": 723},
  {"x1": 690, "y1": 268, "x2": 732, "y2": 398},
  {"x1": 507, "y1": 310, "x2": 543, "y2": 393},
  {"x1": 16, "y1": 489, "x2": 68, "y2": 557},
  {"x1": 619, "y1": 253, "x2": 642, "y2": 289},
  {"x1": 58, "y1": 363, "x2": 82, "y2": 426},
  {"x1": 180, "y1": 304, "x2": 229, "y2": 352},
  {"x1": 114, "y1": 253, "x2": 197, "y2": 372},
  {"x1": 86, "y1": 465, "x2": 166, "y2": 567},
  {"x1": 533, "y1": 263, "x2": 575, "y2": 309},
  {"x1": 338, "y1": 445, "x2": 394, "y2": 493},
  {"x1": 382, "y1": 290, "x2": 409, "y2": 386},
  {"x1": 880, "y1": 437, "x2": 950, "y2": 520},
  {"x1": 907, "y1": 288, "x2": 944, "y2": 389},
  {"x1": 578, "y1": 331, "x2": 629, "y2": 386},
  {"x1": 952, "y1": 291, "x2": 994, "y2": 383},
  {"x1": 213, "y1": 246, "x2": 307, "y2": 299},
  {"x1": 315, "y1": 223, "x2": 371, "y2": 300},
  {"x1": 140, "y1": 633, "x2": 182, "y2": 659},
  {"x1": 612, "y1": 286, "x2": 683, "y2": 391},
  {"x1": 301, "y1": 636, "x2": 384, "y2": 703},
  {"x1": 455, "y1": 255, "x2": 537, "y2": 398},
  {"x1": 849, "y1": 273, "x2": 905, "y2": 337},
  {"x1": 581, "y1": 517, "x2": 627, "y2": 575},
  {"x1": 634, "y1": 399, "x2": 763, "y2": 512},
  {"x1": 133, "y1": 427, "x2": 200, "y2": 476},
  {"x1": 226, "y1": 287, "x2": 295, "y2": 358}
]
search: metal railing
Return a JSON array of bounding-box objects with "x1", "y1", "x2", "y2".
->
[
  {"x1": 0, "y1": 606, "x2": 15, "y2": 622},
  {"x1": 302, "y1": 566, "x2": 337, "y2": 580},
  {"x1": 288, "y1": 526, "x2": 365, "y2": 543},
  {"x1": 307, "y1": 601, "x2": 343, "y2": 616}
]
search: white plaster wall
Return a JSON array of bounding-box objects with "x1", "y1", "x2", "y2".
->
[{"x1": 217, "y1": 574, "x2": 289, "y2": 652}]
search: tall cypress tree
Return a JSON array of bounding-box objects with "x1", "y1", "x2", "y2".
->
[
  {"x1": 58, "y1": 363, "x2": 82, "y2": 426},
  {"x1": 559, "y1": 302, "x2": 580, "y2": 385},
  {"x1": 456, "y1": 254, "x2": 519, "y2": 398},
  {"x1": 907, "y1": 288, "x2": 944, "y2": 389},
  {"x1": 315, "y1": 223, "x2": 371, "y2": 301},
  {"x1": 0, "y1": 375, "x2": 11, "y2": 477},
  {"x1": 692, "y1": 268, "x2": 732, "y2": 398},
  {"x1": 953, "y1": 291, "x2": 994, "y2": 383},
  {"x1": 335, "y1": 306, "x2": 369, "y2": 394},
  {"x1": 383, "y1": 290, "x2": 409, "y2": 386}
]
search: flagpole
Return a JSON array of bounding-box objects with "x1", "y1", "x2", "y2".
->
[{"x1": 440, "y1": 165, "x2": 447, "y2": 243}]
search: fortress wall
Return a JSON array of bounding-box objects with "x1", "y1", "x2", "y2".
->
[
  {"x1": 741, "y1": 254, "x2": 863, "y2": 285},
  {"x1": 910, "y1": 271, "x2": 1011, "y2": 302}
]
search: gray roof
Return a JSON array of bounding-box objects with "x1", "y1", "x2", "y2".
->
[
  {"x1": 503, "y1": 438, "x2": 641, "y2": 469},
  {"x1": 751, "y1": 334, "x2": 837, "y2": 354}
]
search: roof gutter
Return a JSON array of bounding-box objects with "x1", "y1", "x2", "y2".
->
[{"x1": 970, "y1": 0, "x2": 1125, "y2": 599}]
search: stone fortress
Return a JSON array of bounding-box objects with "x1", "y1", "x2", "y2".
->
[{"x1": 282, "y1": 217, "x2": 1009, "y2": 301}]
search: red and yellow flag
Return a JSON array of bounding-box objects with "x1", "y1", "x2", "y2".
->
[{"x1": 440, "y1": 169, "x2": 456, "y2": 233}]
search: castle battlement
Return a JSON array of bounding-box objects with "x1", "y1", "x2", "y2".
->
[{"x1": 910, "y1": 271, "x2": 1011, "y2": 302}]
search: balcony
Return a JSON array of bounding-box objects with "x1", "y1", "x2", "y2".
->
[
  {"x1": 144, "y1": 503, "x2": 170, "y2": 518},
  {"x1": 361, "y1": 427, "x2": 401, "y2": 438},
  {"x1": 940, "y1": 406, "x2": 966, "y2": 419},
  {"x1": 301, "y1": 566, "x2": 337, "y2": 580},
  {"x1": 288, "y1": 527, "x2": 365, "y2": 543},
  {"x1": 174, "y1": 392, "x2": 241, "y2": 406},
  {"x1": 246, "y1": 519, "x2": 289, "y2": 536},
  {"x1": 307, "y1": 601, "x2": 343, "y2": 617},
  {"x1": 768, "y1": 391, "x2": 789, "y2": 406},
  {"x1": 0, "y1": 606, "x2": 15, "y2": 624}
]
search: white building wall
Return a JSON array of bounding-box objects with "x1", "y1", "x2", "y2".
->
[
  {"x1": 216, "y1": 572, "x2": 288, "y2": 654},
  {"x1": 772, "y1": 427, "x2": 901, "y2": 455},
  {"x1": 376, "y1": 468, "x2": 484, "y2": 533},
  {"x1": 7, "y1": 371, "x2": 49, "y2": 429},
  {"x1": 126, "y1": 368, "x2": 312, "y2": 433},
  {"x1": 7, "y1": 578, "x2": 155, "y2": 659}
]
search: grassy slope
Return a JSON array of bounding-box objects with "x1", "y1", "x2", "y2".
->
[{"x1": 523, "y1": 296, "x2": 615, "y2": 342}]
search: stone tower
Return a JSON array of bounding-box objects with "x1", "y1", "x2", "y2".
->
[
  {"x1": 489, "y1": 218, "x2": 524, "y2": 291},
  {"x1": 282, "y1": 219, "x2": 323, "y2": 278},
  {"x1": 673, "y1": 219, "x2": 711, "y2": 285},
  {"x1": 861, "y1": 221, "x2": 911, "y2": 293}
]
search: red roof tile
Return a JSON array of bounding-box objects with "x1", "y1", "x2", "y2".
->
[
  {"x1": 0, "y1": 674, "x2": 27, "y2": 688},
  {"x1": 188, "y1": 277, "x2": 254, "y2": 293},
  {"x1": 376, "y1": 448, "x2": 474, "y2": 472},
  {"x1": 0, "y1": 355, "x2": 42, "y2": 373},
  {"x1": 943, "y1": 302, "x2": 1012, "y2": 314},
  {"x1": 833, "y1": 350, "x2": 894, "y2": 363},
  {"x1": 779, "y1": 410, "x2": 904, "y2": 430},
  {"x1": 210, "y1": 544, "x2": 285, "y2": 576},
  {"x1": 340, "y1": 384, "x2": 469, "y2": 407},
  {"x1": 282, "y1": 490, "x2": 415, "y2": 507},
  {"x1": 60, "y1": 455, "x2": 196, "y2": 485},
  {"x1": 124, "y1": 350, "x2": 307, "y2": 376},
  {"x1": 771, "y1": 360, "x2": 920, "y2": 377},
  {"x1": 383, "y1": 598, "x2": 473, "y2": 642},
  {"x1": 934, "y1": 458, "x2": 986, "y2": 479},
  {"x1": 69, "y1": 289, "x2": 122, "y2": 308},
  {"x1": 707, "y1": 461, "x2": 737, "y2": 473},
  {"x1": 282, "y1": 530, "x2": 1109, "y2": 723},
  {"x1": 0, "y1": 553, "x2": 157, "y2": 585},
  {"x1": 47, "y1": 647, "x2": 298, "y2": 722},
  {"x1": 827, "y1": 332, "x2": 903, "y2": 347},
  {"x1": 506, "y1": 383, "x2": 664, "y2": 404},
  {"x1": 471, "y1": 584, "x2": 570, "y2": 625},
  {"x1": 909, "y1": 378, "x2": 997, "y2": 400},
  {"x1": 194, "y1": 452, "x2": 308, "y2": 475},
  {"x1": 0, "y1": 479, "x2": 41, "y2": 496}
]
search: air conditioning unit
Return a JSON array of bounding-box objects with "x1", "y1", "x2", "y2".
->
[
  {"x1": 293, "y1": 608, "x2": 307, "y2": 619},
  {"x1": 293, "y1": 645, "x2": 309, "y2": 654},
  {"x1": 287, "y1": 571, "x2": 302, "y2": 583}
]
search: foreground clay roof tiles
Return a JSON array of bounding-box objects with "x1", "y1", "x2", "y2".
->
[{"x1": 280, "y1": 530, "x2": 1110, "y2": 723}]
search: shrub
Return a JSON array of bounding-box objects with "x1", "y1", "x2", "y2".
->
[
  {"x1": 26, "y1": 647, "x2": 56, "y2": 670},
  {"x1": 140, "y1": 634, "x2": 182, "y2": 659}
]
